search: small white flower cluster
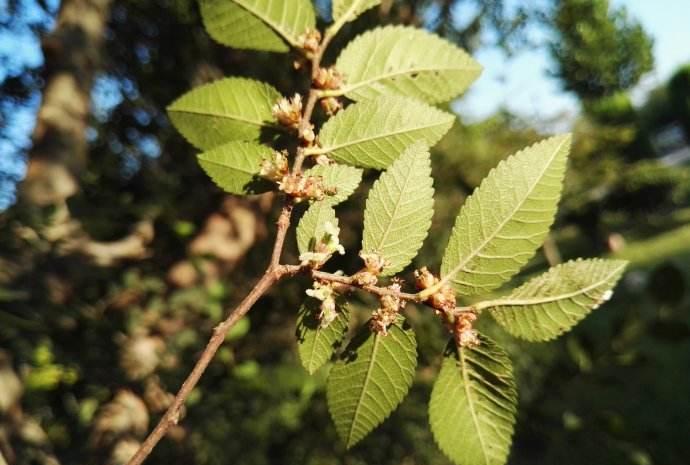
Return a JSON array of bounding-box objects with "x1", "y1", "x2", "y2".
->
[
  {"x1": 306, "y1": 281, "x2": 338, "y2": 328},
  {"x1": 299, "y1": 221, "x2": 345, "y2": 267},
  {"x1": 272, "y1": 94, "x2": 302, "y2": 129},
  {"x1": 297, "y1": 28, "x2": 321, "y2": 53},
  {"x1": 259, "y1": 151, "x2": 289, "y2": 182},
  {"x1": 353, "y1": 251, "x2": 386, "y2": 287}
]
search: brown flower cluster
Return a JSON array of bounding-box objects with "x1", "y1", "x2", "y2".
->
[
  {"x1": 370, "y1": 281, "x2": 405, "y2": 336},
  {"x1": 353, "y1": 251, "x2": 386, "y2": 287},
  {"x1": 414, "y1": 266, "x2": 456, "y2": 314},
  {"x1": 414, "y1": 267, "x2": 479, "y2": 347},
  {"x1": 279, "y1": 173, "x2": 334, "y2": 202},
  {"x1": 272, "y1": 94, "x2": 302, "y2": 129},
  {"x1": 297, "y1": 28, "x2": 321, "y2": 53},
  {"x1": 453, "y1": 312, "x2": 479, "y2": 348}
]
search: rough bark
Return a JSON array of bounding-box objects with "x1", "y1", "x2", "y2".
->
[{"x1": 20, "y1": 0, "x2": 113, "y2": 206}]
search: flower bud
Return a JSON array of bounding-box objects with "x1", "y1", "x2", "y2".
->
[
  {"x1": 299, "y1": 125, "x2": 316, "y2": 143},
  {"x1": 320, "y1": 97, "x2": 343, "y2": 116},
  {"x1": 414, "y1": 266, "x2": 438, "y2": 290},
  {"x1": 272, "y1": 94, "x2": 302, "y2": 129},
  {"x1": 260, "y1": 151, "x2": 289, "y2": 182},
  {"x1": 454, "y1": 312, "x2": 479, "y2": 348},
  {"x1": 313, "y1": 67, "x2": 344, "y2": 90},
  {"x1": 297, "y1": 29, "x2": 321, "y2": 53}
]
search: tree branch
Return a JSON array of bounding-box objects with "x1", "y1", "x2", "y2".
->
[
  {"x1": 124, "y1": 20, "x2": 343, "y2": 465},
  {"x1": 124, "y1": 263, "x2": 302, "y2": 465},
  {"x1": 311, "y1": 270, "x2": 422, "y2": 302}
]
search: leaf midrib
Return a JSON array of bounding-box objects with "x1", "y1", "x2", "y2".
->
[
  {"x1": 170, "y1": 107, "x2": 271, "y2": 127},
  {"x1": 479, "y1": 261, "x2": 625, "y2": 310},
  {"x1": 459, "y1": 348, "x2": 490, "y2": 465},
  {"x1": 346, "y1": 332, "x2": 380, "y2": 447},
  {"x1": 306, "y1": 324, "x2": 325, "y2": 373},
  {"x1": 198, "y1": 156, "x2": 258, "y2": 176},
  {"x1": 234, "y1": 0, "x2": 300, "y2": 46},
  {"x1": 336, "y1": 0, "x2": 367, "y2": 22},
  {"x1": 324, "y1": 116, "x2": 451, "y2": 153},
  {"x1": 367, "y1": 157, "x2": 418, "y2": 255},
  {"x1": 340, "y1": 64, "x2": 480, "y2": 96},
  {"x1": 441, "y1": 137, "x2": 567, "y2": 287}
]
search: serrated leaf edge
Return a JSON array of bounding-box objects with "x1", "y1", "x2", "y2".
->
[
  {"x1": 440, "y1": 134, "x2": 571, "y2": 288},
  {"x1": 335, "y1": 25, "x2": 482, "y2": 99},
  {"x1": 478, "y1": 259, "x2": 627, "y2": 311}
]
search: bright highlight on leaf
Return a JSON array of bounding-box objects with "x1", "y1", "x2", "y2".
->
[
  {"x1": 327, "y1": 319, "x2": 417, "y2": 448},
  {"x1": 303, "y1": 164, "x2": 363, "y2": 205},
  {"x1": 335, "y1": 25, "x2": 482, "y2": 103},
  {"x1": 430, "y1": 336, "x2": 517, "y2": 465},
  {"x1": 332, "y1": 0, "x2": 381, "y2": 24},
  {"x1": 441, "y1": 134, "x2": 572, "y2": 296},
  {"x1": 199, "y1": 0, "x2": 316, "y2": 52},
  {"x1": 167, "y1": 77, "x2": 281, "y2": 150},
  {"x1": 316, "y1": 96, "x2": 454, "y2": 169},
  {"x1": 197, "y1": 141, "x2": 275, "y2": 195},
  {"x1": 484, "y1": 258, "x2": 628, "y2": 341},
  {"x1": 296, "y1": 298, "x2": 350, "y2": 374},
  {"x1": 161, "y1": 9, "x2": 630, "y2": 465},
  {"x1": 296, "y1": 202, "x2": 339, "y2": 257},
  {"x1": 362, "y1": 141, "x2": 435, "y2": 276}
]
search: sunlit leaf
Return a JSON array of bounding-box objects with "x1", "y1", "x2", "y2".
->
[
  {"x1": 296, "y1": 202, "x2": 338, "y2": 256},
  {"x1": 335, "y1": 25, "x2": 482, "y2": 103},
  {"x1": 362, "y1": 141, "x2": 434, "y2": 275},
  {"x1": 332, "y1": 0, "x2": 380, "y2": 24},
  {"x1": 304, "y1": 164, "x2": 363, "y2": 205},
  {"x1": 317, "y1": 96, "x2": 454, "y2": 169},
  {"x1": 296, "y1": 298, "x2": 350, "y2": 374},
  {"x1": 199, "y1": 0, "x2": 316, "y2": 52},
  {"x1": 430, "y1": 335, "x2": 517, "y2": 465},
  {"x1": 197, "y1": 140, "x2": 274, "y2": 195},
  {"x1": 168, "y1": 77, "x2": 280, "y2": 150},
  {"x1": 327, "y1": 319, "x2": 417, "y2": 448},
  {"x1": 485, "y1": 258, "x2": 628, "y2": 341},
  {"x1": 441, "y1": 135, "x2": 571, "y2": 296}
]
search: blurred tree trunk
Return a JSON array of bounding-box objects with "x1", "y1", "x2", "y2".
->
[{"x1": 20, "y1": 0, "x2": 112, "y2": 207}]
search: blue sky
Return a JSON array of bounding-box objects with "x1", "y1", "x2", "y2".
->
[
  {"x1": 1, "y1": 0, "x2": 689, "y2": 209},
  {"x1": 454, "y1": 0, "x2": 690, "y2": 128}
]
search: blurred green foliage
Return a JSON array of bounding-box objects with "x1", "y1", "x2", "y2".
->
[{"x1": 1, "y1": 1, "x2": 690, "y2": 465}]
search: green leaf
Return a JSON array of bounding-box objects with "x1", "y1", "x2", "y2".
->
[
  {"x1": 168, "y1": 77, "x2": 280, "y2": 150},
  {"x1": 304, "y1": 164, "x2": 363, "y2": 205},
  {"x1": 316, "y1": 96, "x2": 454, "y2": 169},
  {"x1": 334, "y1": 25, "x2": 482, "y2": 104},
  {"x1": 430, "y1": 335, "x2": 517, "y2": 465},
  {"x1": 197, "y1": 141, "x2": 274, "y2": 195},
  {"x1": 362, "y1": 141, "x2": 434, "y2": 276},
  {"x1": 327, "y1": 319, "x2": 417, "y2": 448},
  {"x1": 332, "y1": 0, "x2": 380, "y2": 23},
  {"x1": 296, "y1": 298, "x2": 350, "y2": 374},
  {"x1": 199, "y1": 0, "x2": 316, "y2": 52},
  {"x1": 441, "y1": 135, "x2": 571, "y2": 296},
  {"x1": 296, "y1": 202, "x2": 338, "y2": 256},
  {"x1": 484, "y1": 259, "x2": 628, "y2": 341}
]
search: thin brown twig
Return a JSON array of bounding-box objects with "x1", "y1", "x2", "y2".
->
[
  {"x1": 124, "y1": 266, "x2": 292, "y2": 465},
  {"x1": 125, "y1": 28, "x2": 336, "y2": 465},
  {"x1": 310, "y1": 270, "x2": 475, "y2": 316},
  {"x1": 293, "y1": 23, "x2": 337, "y2": 174},
  {"x1": 311, "y1": 270, "x2": 422, "y2": 302}
]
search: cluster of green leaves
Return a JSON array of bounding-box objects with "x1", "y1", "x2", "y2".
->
[{"x1": 167, "y1": 1, "x2": 627, "y2": 464}]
